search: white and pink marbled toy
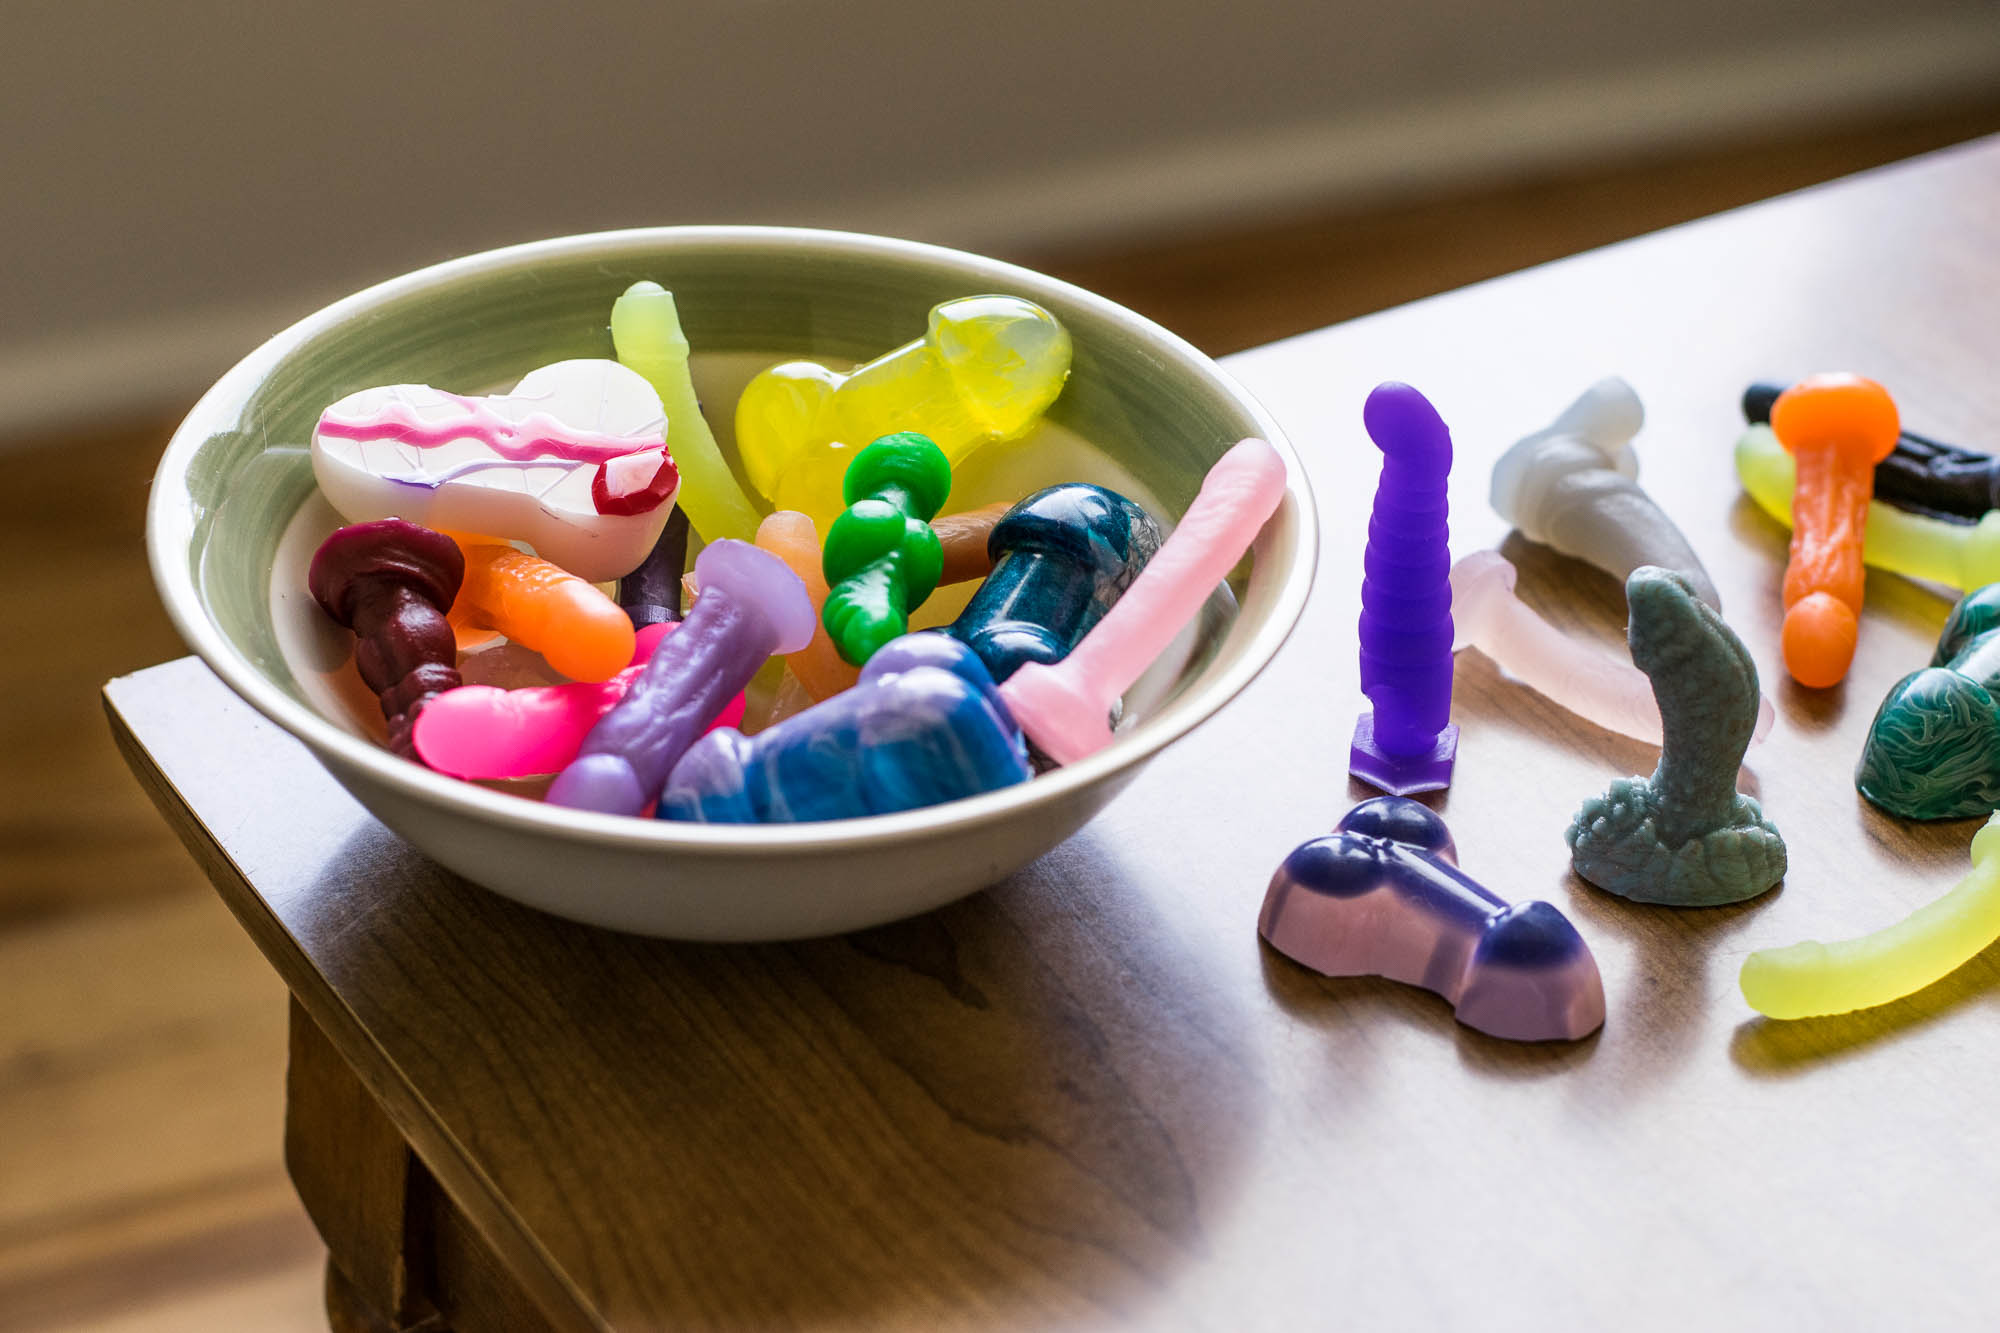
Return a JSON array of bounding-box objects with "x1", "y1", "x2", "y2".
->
[
  {"x1": 311, "y1": 359, "x2": 680, "y2": 583},
  {"x1": 1000, "y1": 437, "x2": 1288, "y2": 764}
]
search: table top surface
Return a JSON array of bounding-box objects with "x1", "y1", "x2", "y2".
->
[{"x1": 109, "y1": 136, "x2": 2000, "y2": 1332}]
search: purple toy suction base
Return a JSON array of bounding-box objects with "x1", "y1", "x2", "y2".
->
[{"x1": 1349, "y1": 714, "x2": 1458, "y2": 795}]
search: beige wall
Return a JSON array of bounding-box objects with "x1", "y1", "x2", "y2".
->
[{"x1": 3, "y1": 0, "x2": 1997, "y2": 422}]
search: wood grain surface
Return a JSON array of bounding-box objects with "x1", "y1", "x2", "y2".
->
[{"x1": 101, "y1": 134, "x2": 2000, "y2": 1330}]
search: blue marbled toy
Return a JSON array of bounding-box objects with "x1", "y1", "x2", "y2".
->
[
  {"x1": 1856, "y1": 582, "x2": 2000, "y2": 820},
  {"x1": 659, "y1": 633, "x2": 1032, "y2": 824},
  {"x1": 945, "y1": 483, "x2": 1161, "y2": 683}
]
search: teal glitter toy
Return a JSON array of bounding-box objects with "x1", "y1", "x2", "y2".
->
[
  {"x1": 821, "y1": 432, "x2": 952, "y2": 666},
  {"x1": 1567, "y1": 567, "x2": 1787, "y2": 906},
  {"x1": 1856, "y1": 583, "x2": 2000, "y2": 820}
]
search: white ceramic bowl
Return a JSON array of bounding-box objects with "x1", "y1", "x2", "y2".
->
[{"x1": 148, "y1": 227, "x2": 1317, "y2": 939}]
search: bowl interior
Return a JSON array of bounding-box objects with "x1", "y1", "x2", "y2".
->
[{"x1": 153, "y1": 228, "x2": 1315, "y2": 839}]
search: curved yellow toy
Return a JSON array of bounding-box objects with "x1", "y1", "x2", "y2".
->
[
  {"x1": 735, "y1": 295, "x2": 1071, "y2": 529},
  {"x1": 611, "y1": 281, "x2": 763, "y2": 545},
  {"x1": 1740, "y1": 813, "x2": 2000, "y2": 1018},
  {"x1": 1736, "y1": 424, "x2": 2000, "y2": 592}
]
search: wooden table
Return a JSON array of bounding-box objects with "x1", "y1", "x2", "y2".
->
[{"x1": 109, "y1": 137, "x2": 2000, "y2": 1331}]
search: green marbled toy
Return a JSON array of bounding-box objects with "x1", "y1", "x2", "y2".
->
[
  {"x1": 822, "y1": 432, "x2": 951, "y2": 666},
  {"x1": 1856, "y1": 583, "x2": 2000, "y2": 820},
  {"x1": 1568, "y1": 566, "x2": 1787, "y2": 906}
]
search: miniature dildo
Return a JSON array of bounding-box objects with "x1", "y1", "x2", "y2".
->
[
  {"x1": 1490, "y1": 376, "x2": 1721, "y2": 609},
  {"x1": 947, "y1": 483, "x2": 1162, "y2": 683},
  {"x1": 662, "y1": 633, "x2": 1031, "y2": 823},
  {"x1": 821, "y1": 431, "x2": 953, "y2": 666},
  {"x1": 1260, "y1": 797, "x2": 1606, "y2": 1042},
  {"x1": 1856, "y1": 582, "x2": 2000, "y2": 820},
  {"x1": 309, "y1": 519, "x2": 464, "y2": 759},
  {"x1": 1741, "y1": 813, "x2": 2000, "y2": 1019},
  {"x1": 1351, "y1": 382, "x2": 1457, "y2": 795},
  {"x1": 1000, "y1": 437, "x2": 1287, "y2": 765},
  {"x1": 1450, "y1": 551, "x2": 1773, "y2": 747},
  {"x1": 547, "y1": 541, "x2": 815, "y2": 815},
  {"x1": 1568, "y1": 567, "x2": 1786, "y2": 906}
]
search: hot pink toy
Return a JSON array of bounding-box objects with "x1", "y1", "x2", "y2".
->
[
  {"x1": 410, "y1": 625, "x2": 747, "y2": 780},
  {"x1": 999, "y1": 437, "x2": 1287, "y2": 764}
]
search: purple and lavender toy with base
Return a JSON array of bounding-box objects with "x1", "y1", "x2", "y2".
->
[
  {"x1": 1259, "y1": 797, "x2": 1605, "y2": 1042},
  {"x1": 1351, "y1": 383, "x2": 1458, "y2": 795}
]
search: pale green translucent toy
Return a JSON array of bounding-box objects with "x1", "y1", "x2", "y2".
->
[
  {"x1": 1736, "y1": 423, "x2": 2000, "y2": 592},
  {"x1": 611, "y1": 282, "x2": 763, "y2": 544},
  {"x1": 1741, "y1": 813, "x2": 2000, "y2": 1018},
  {"x1": 735, "y1": 295, "x2": 1072, "y2": 529}
]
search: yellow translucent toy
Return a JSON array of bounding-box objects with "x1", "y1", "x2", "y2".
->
[
  {"x1": 735, "y1": 295, "x2": 1072, "y2": 528},
  {"x1": 1741, "y1": 814, "x2": 2000, "y2": 1018},
  {"x1": 1736, "y1": 423, "x2": 2000, "y2": 591}
]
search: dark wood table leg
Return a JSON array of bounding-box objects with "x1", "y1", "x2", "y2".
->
[{"x1": 285, "y1": 998, "x2": 561, "y2": 1333}]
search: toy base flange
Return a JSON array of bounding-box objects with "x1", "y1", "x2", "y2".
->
[{"x1": 1349, "y1": 714, "x2": 1458, "y2": 795}]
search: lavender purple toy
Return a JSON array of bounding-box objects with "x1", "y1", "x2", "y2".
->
[
  {"x1": 1351, "y1": 383, "x2": 1458, "y2": 794},
  {"x1": 660, "y1": 631, "x2": 1031, "y2": 823},
  {"x1": 547, "y1": 540, "x2": 815, "y2": 815},
  {"x1": 1259, "y1": 797, "x2": 1605, "y2": 1042}
]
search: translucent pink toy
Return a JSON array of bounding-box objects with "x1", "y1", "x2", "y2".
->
[
  {"x1": 999, "y1": 437, "x2": 1287, "y2": 764},
  {"x1": 546, "y1": 541, "x2": 815, "y2": 815},
  {"x1": 411, "y1": 624, "x2": 747, "y2": 780},
  {"x1": 1450, "y1": 550, "x2": 1774, "y2": 747},
  {"x1": 1351, "y1": 383, "x2": 1457, "y2": 795}
]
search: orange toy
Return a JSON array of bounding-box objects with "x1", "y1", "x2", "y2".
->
[
  {"x1": 754, "y1": 511, "x2": 862, "y2": 701},
  {"x1": 934, "y1": 500, "x2": 1013, "y2": 586},
  {"x1": 1770, "y1": 374, "x2": 1901, "y2": 688},
  {"x1": 447, "y1": 534, "x2": 635, "y2": 683}
]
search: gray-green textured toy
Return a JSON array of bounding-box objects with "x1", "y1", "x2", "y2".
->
[
  {"x1": 1855, "y1": 582, "x2": 2000, "y2": 820},
  {"x1": 1566, "y1": 566, "x2": 1787, "y2": 906}
]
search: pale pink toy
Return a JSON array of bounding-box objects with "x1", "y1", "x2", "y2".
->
[
  {"x1": 411, "y1": 624, "x2": 746, "y2": 779},
  {"x1": 1450, "y1": 551, "x2": 1773, "y2": 747},
  {"x1": 1000, "y1": 437, "x2": 1287, "y2": 764}
]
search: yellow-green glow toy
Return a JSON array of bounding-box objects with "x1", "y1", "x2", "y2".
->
[
  {"x1": 611, "y1": 282, "x2": 763, "y2": 545},
  {"x1": 1740, "y1": 813, "x2": 2000, "y2": 1018},
  {"x1": 735, "y1": 295, "x2": 1072, "y2": 529},
  {"x1": 1736, "y1": 423, "x2": 2000, "y2": 592}
]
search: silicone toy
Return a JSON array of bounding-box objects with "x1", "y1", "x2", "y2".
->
[
  {"x1": 1351, "y1": 383, "x2": 1457, "y2": 795},
  {"x1": 312, "y1": 359, "x2": 677, "y2": 583},
  {"x1": 662, "y1": 632, "x2": 1032, "y2": 823},
  {"x1": 1490, "y1": 377, "x2": 1721, "y2": 609},
  {"x1": 1768, "y1": 374, "x2": 1901, "y2": 688},
  {"x1": 546, "y1": 541, "x2": 815, "y2": 815},
  {"x1": 1737, "y1": 424, "x2": 2000, "y2": 592},
  {"x1": 935, "y1": 501, "x2": 1014, "y2": 586},
  {"x1": 946, "y1": 483, "x2": 1162, "y2": 683},
  {"x1": 754, "y1": 510, "x2": 862, "y2": 701},
  {"x1": 618, "y1": 507, "x2": 689, "y2": 628},
  {"x1": 411, "y1": 624, "x2": 746, "y2": 780},
  {"x1": 1000, "y1": 437, "x2": 1287, "y2": 764},
  {"x1": 1450, "y1": 551, "x2": 1774, "y2": 746},
  {"x1": 1567, "y1": 567, "x2": 1786, "y2": 906},
  {"x1": 1260, "y1": 797, "x2": 1605, "y2": 1042},
  {"x1": 1747, "y1": 381, "x2": 1992, "y2": 522},
  {"x1": 609, "y1": 281, "x2": 762, "y2": 544},
  {"x1": 308, "y1": 519, "x2": 464, "y2": 758},
  {"x1": 821, "y1": 432, "x2": 952, "y2": 666},
  {"x1": 1855, "y1": 583, "x2": 2000, "y2": 819},
  {"x1": 450, "y1": 535, "x2": 636, "y2": 684},
  {"x1": 1741, "y1": 813, "x2": 2000, "y2": 1019},
  {"x1": 734, "y1": 295, "x2": 1072, "y2": 527}
]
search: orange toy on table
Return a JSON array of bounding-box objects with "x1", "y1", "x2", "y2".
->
[
  {"x1": 1771, "y1": 374, "x2": 1901, "y2": 688},
  {"x1": 446, "y1": 533, "x2": 636, "y2": 683}
]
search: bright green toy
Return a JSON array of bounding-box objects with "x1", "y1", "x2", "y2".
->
[
  {"x1": 1741, "y1": 813, "x2": 2000, "y2": 1019},
  {"x1": 610, "y1": 281, "x2": 763, "y2": 544},
  {"x1": 822, "y1": 433, "x2": 952, "y2": 666}
]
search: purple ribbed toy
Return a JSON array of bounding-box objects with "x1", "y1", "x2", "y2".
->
[{"x1": 1351, "y1": 382, "x2": 1458, "y2": 795}]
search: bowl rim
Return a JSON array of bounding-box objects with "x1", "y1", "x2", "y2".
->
[{"x1": 147, "y1": 223, "x2": 1319, "y2": 854}]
